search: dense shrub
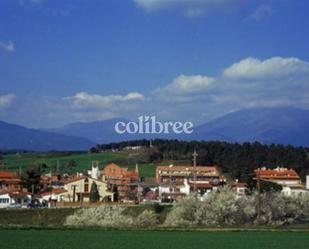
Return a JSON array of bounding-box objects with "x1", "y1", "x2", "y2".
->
[
  {"x1": 135, "y1": 210, "x2": 158, "y2": 227},
  {"x1": 65, "y1": 206, "x2": 158, "y2": 228},
  {"x1": 259, "y1": 191, "x2": 309, "y2": 225},
  {"x1": 65, "y1": 206, "x2": 134, "y2": 228},
  {"x1": 164, "y1": 187, "x2": 309, "y2": 227}
]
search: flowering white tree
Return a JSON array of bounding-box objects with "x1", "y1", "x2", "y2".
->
[{"x1": 164, "y1": 187, "x2": 309, "y2": 227}]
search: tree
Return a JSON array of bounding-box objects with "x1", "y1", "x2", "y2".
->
[
  {"x1": 22, "y1": 164, "x2": 46, "y2": 194},
  {"x1": 112, "y1": 185, "x2": 119, "y2": 202},
  {"x1": 90, "y1": 182, "x2": 100, "y2": 202},
  {"x1": 0, "y1": 152, "x2": 3, "y2": 166},
  {"x1": 259, "y1": 180, "x2": 283, "y2": 193},
  {"x1": 66, "y1": 160, "x2": 77, "y2": 174}
]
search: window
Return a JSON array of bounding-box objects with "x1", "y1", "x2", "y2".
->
[
  {"x1": 0, "y1": 198, "x2": 9, "y2": 203},
  {"x1": 84, "y1": 183, "x2": 89, "y2": 192}
]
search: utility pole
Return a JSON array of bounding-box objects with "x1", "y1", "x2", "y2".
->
[
  {"x1": 257, "y1": 171, "x2": 261, "y2": 225},
  {"x1": 192, "y1": 150, "x2": 198, "y2": 196},
  {"x1": 72, "y1": 185, "x2": 76, "y2": 202},
  {"x1": 49, "y1": 168, "x2": 52, "y2": 208}
]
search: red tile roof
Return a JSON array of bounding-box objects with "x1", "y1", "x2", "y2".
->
[
  {"x1": 41, "y1": 188, "x2": 67, "y2": 196},
  {"x1": 254, "y1": 168, "x2": 300, "y2": 180},
  {"x1": 0, "y1": 171, "x2": 18, "y2": 179},
  {"x1": 0, "y1": 190, "x2": 31, "y2": 196}
]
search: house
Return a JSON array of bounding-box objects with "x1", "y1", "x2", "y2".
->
[
  {"x1": 123, "y1": 146, "x2": 143, "y2": 151},
  {"x1": 254, "y1": 167, "x2": 302, "y2": 186},
  {"x1": 231, "y1": 180, "x2": 248, "y2": 196},
  {"x1": 63, "y1": 176, "x2": 113, "y2": 202},
  {"x1": 0, "y1": 190, "x2": 31, "y2": 208},
  {"x1": 0, "y1": 171, "x2": 23, "y2": 192},
  {"x1": 254, "y1": 167, "x2": 306, "y2": 195},
  {"x1": 102, "y1": 163, "x2": 139, "y2": 201},
  {"x1": 40, "y1": 188, "x2": 68, "y2": 203},
  {"x1": 156, "y1": 165, "x2": 226, "y2": 201},
  {"x1": 40, "y1": 173, "x2": 65, "y2": 190}
]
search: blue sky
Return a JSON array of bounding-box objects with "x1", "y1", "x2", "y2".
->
[{"x1": 1, "y1": 0, "x2": 309, "y2": 128}]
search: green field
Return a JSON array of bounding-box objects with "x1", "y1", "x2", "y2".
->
[
  {"x1": 1, "y1": 151, "x2": 157, "y2": 177},
  {"x1": 2, "y1": 152, "x2": 122, "y2": 171},
  {"x1": 0, "y1": 230, "x2": 308, "y2": 249}
]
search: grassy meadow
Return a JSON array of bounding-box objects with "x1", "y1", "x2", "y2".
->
[
  {"x1": 0, "y1": 230, "x2": 308, "y2": 249},
  {"x1": 1, "y1": 151, "x2": 157, "y2": 177}
]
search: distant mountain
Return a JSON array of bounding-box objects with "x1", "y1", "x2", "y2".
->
[
  {"x1": 49, "y1": 118, "x2": 188, "y2": 144},
  {"x1": 192, "y1": 107, "x2": 309, "y2": 146},
  {"x1": 0, "y1": 120, "x2": 95, "y2": 151},
  {"x1": 48, "y1": 118, "x2": 138, "y2": 144}
]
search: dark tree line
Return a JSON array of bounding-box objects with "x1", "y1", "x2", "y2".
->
[{"x1": 94, "y1": 139, "x2": 309, "y2": 182}]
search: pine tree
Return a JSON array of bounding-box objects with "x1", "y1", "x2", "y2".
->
[{"x1": 90, "y1": 182, "x2": 100, "y2": 202}]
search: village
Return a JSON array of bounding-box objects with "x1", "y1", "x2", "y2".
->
[{"x1": 1, "y1": 151, "x2": 309, "y2": 209}]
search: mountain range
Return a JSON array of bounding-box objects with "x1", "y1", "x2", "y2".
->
[
  {"x1": 0, "y1": 121, "x2": 95, "y2": 151},
  {"x1": 192, "y1": 107, "x2": 309, "y2": 146},
  {"x1": 1, "y1": 107, "x2": 309, "y2": 151}
]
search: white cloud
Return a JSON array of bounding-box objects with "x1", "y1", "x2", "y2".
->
[
  {"x1": 0, "y1": 94, "x2": 16, "y2": 110},
  {"x1": 133, "y1": 0, "x2": 244, "y2": 17},
  {"x1": 246, "y1": 4, "x2": 272, "y2": 21},
  {"x1": 0, "y1": 41, "x2": 15, "y2": 53},
  {"x1": 152, "y1": 56, "x2": 309, "y2": 122},
  {"x1": 154, "y1": 74, "x2": 215, "y2": 101},
  {"x1": 64, "y1": 91, "x2": 145, "y2": 109},
  {"x1": 223, "y1": 57, "x2": 309, "y2": 80}
]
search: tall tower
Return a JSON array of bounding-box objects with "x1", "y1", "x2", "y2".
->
[
  {"x1": 135, "y1": 163, "x2": 139, "y2": 174},
  {"x1": 91, "y1": 160, "x2": 100, "y2": 179}
]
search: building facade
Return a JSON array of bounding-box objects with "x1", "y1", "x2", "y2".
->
[
  {"x1": 0, "y1": 171, "x2": 23, "y2": 192},
  {"x1": 63, "y1": 176, "x2": 113, "y2": 202},
  {"x1": 254, "y1": 167, "x2": 307, "y2": 196},
  {"x1": 156, "y1": 165, "x2": 226, "y2": 200},
  {"x1": 102, "y1": 163, "x2": 139, "y2": 201}
]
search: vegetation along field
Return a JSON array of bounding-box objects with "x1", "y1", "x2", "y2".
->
[{"x1": 0, "y1": 230, "x2": 308, "y2": 249}]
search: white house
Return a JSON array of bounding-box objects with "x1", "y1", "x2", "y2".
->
[
  {"x1": 281, "y1": 185, "x2": 309, "y2": 196},
  {"x1": 40, "y1": 189, "x2": 68, "y2": 202},
  {"x1": 0, "y1": 191, "x2": 31, "y2": 208}
]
